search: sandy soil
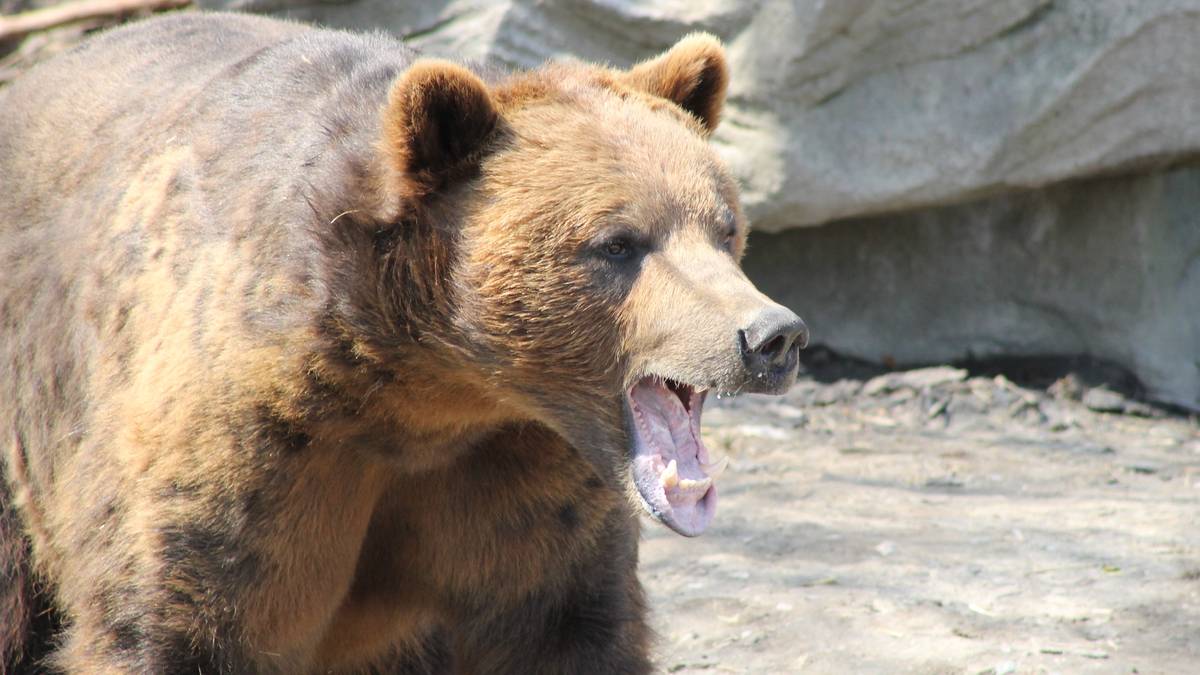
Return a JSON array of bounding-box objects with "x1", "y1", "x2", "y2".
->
[{"x1": 640, "y1": 358, "x2": 1199, "y2": 674}]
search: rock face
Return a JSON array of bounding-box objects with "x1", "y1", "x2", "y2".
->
[
  {"x1": 746, "y1": 166, "x2": 1200, "y2": 410},
  {"x1": 196, "y1": 0, "x2": 1200, "y2": 409},
  {"x1": 200, "y1": 0, "x2": 1200, "y2": 229}
]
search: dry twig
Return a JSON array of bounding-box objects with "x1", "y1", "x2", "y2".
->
[{"x1": 0, "y1": 0, "x2": 191, "y2": 42}]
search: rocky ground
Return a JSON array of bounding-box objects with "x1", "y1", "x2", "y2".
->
[{"x1": 641, "y1": 351, "x2": 1199, "y2": 674}]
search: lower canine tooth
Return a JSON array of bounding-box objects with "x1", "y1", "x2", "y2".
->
[
  {"x1": 661, "y1": 459, "x2": 679, "y2": 488},
  {"x1": 701, "y1": 456, "x2": 729, "y2": 480},
  {"x1": 678, "y1": 477, "x2": 713, "y2": 492}
]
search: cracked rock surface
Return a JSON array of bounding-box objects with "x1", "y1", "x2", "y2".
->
[
  {"x1": 199, "y1": 0, "x2": 1200, "y2": 231},
  {"x1": 747, "y1": 165, "x2": 1200, "y2": 411}
]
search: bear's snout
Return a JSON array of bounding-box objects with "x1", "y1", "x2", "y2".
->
[{"x1": 737, "y1": 306, "x2": 808, "y2": 394}]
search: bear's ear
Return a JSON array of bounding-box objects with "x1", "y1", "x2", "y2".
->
[
  {"x1": 382, "y1": 59, "x2": 499, "y2": 198},
  {"x1": 620, "y1": 33, "x2": 729, "y2": 135}
]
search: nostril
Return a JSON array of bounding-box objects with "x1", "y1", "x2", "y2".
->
[{"x1": 759, "y1": 334, "x2": 787, "y2": 360}]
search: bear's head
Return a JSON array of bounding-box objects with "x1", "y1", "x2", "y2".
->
[{"x1": 365, "y1": 35, "x2": 807, "y2": 536}]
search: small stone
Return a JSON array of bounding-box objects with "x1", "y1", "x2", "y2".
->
[
  {"x1": 927, "y1": 397, "x2": 949, "y2": 418},
  {"x1": 1039, "y1": 646, "x2": 1064, "y2": 655},
  {"x1": 1049, "y1": 373, "x2": 1084, "y2": 401},
  {"x1": 863, "y1": 374, "x2": 897, "y2": 396},
  {"x1": 899, "y1": 366, "x2": 968, "y2": 391},
  {"x1": 869, "y1": 598, "x2": 896, "y2": 614},
  {"x1": 1122, "y1": 400, "x2": 1157, "y2": 417},
  {"x1": 925, "y1": 476, "x2": 965, "y2": 489},
  {"x1": 1082, "y1": 387, "x2": 1126, "y2": 413},
  {"x1": 812, "y1": 380, "x2": 861, "y2": 405}
]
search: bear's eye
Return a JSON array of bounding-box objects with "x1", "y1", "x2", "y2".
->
[{"x1": 602, "y1": 238, "x2": 633, "y2": 260}]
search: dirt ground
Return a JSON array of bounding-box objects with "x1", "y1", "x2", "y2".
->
[{"x1": 641, "y1": 353, "x2": 1200, "y2": 674}]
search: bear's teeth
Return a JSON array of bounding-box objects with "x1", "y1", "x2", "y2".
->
[
  {"x1": 660, "y1": 459, "x2": 679, "y2": 488},
  {"x1": 700, "y1": 456, "x2": 729, "y2": 480},
  {"x1": 677, "y1": 477, "x2": 713, "y2": 492}
]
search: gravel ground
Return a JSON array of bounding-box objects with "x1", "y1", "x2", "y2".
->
[{"x1": 641, "y1": 353, "x2": 1199, "y2": 674}]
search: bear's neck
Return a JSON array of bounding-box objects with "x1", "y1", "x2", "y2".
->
[{"x1": 306, "y1": 334, "x2": 527, "y2": 472}]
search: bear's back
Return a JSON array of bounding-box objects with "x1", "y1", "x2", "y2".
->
[
  {"x1": 0, "y1": 13, "x2": 416, "y2": 493},
  {"x1": 0, "y1": 12, "x2": 416, "y2": 233}
]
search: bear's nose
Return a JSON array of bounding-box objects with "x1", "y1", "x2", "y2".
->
[{"x1": 738, "y1": 307, "x2": 808, "y2": 384}]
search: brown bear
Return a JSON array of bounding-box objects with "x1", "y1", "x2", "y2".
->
[{"x1": 0, "y1": 11, "x2": 807, "y2": 674}]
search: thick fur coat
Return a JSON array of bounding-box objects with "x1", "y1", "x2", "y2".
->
[{"x1": 0, "y1": 12, "x2": 805, "y2": 674}]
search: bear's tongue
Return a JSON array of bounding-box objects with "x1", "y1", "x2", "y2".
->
[{"x1": 627, "y1": 377, "x2": 725, "y2": 537}]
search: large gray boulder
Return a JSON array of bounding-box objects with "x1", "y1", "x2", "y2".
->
[
  {"x1": 202, "y1": 0, "x2": 1200, "y2": 230},
  {"x1": 747, "y1": 165, "x2": 1200, "y2": 411},
  {"x1": 197, "y1": 0, "x2": 1200, "y2": 410}
]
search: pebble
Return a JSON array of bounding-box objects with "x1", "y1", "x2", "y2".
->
[{"x1": 1083, "y1": 387, "x2": 1126, "y2": 413}]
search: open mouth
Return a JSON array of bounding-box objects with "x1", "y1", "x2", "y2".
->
[{"x1": 627, "y1": 375, "x2": 727, "y2": 536}]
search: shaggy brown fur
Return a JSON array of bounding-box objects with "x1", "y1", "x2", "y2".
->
[{"x1": 0, "y1": 12, "x2": 802, "y2": 674}]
